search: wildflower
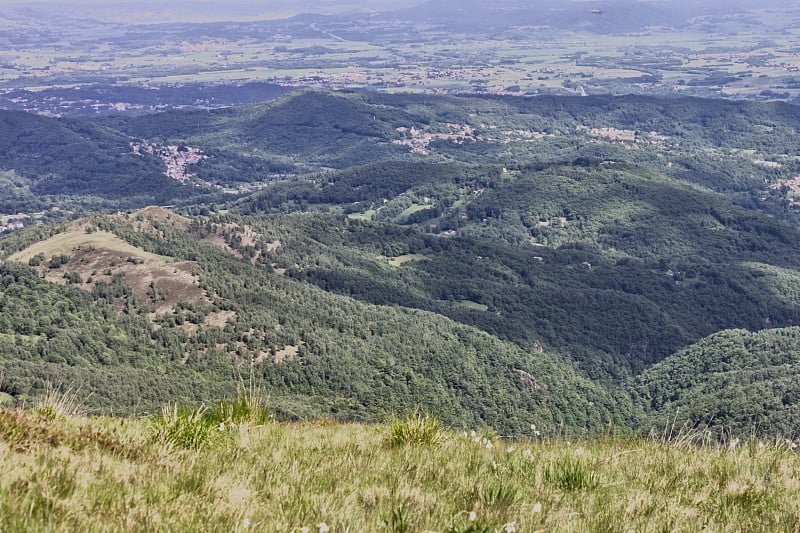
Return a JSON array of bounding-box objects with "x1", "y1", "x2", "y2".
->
[
  {"x1": 318, "y1": 523, "x2": 330, "y2": 533},
  {"x1": 532, "y1": 502, "x2": 542, "y2": 513},
  {"x1": 503, "y1": 522, "x2": 516, "y2": 533},
  {"x1": 468, "y1": 511, "x2": 477, "y2": 522},
  {"x1": 242, "y1": 518, "x2": 250, "y2": 528},
  {"x1": 523, "y1": 449, "x2": 535, "y2": 461},
  {"x1": 470, "y1": 430, "x2": 477, "y2": 438},
  {"x1": 531, "y1": 424, "x2": 536, "y2": 431},
  {"x1": 575, "y1": 447, "x2": 585, "y2": 456},
  {"x1": 218, "y1": 422, "x2": 225, "y2": 431},
  {"x1": 486, "y1": 440, "x2": 494, "y2": 449},
  {"x1": 507, "y1": 445, "x2": 515, "y2": 453},
  {"x1": 758, "y1": 441, "x2": 765, "y2": 449}
]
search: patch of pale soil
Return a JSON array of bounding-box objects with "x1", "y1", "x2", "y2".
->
[
  {"x1": 204, "y1": 310, "x2": 237, "y2": 329},
  {"x1": 256, "y1": 342, "x2": 305, "y2": 364}
]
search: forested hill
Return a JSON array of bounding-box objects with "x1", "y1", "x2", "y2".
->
[
  {"x1": 2, "y1": 90, "x2": 800, "y2": 435},
  {"x1": 2, "y1": 201, "x2": 800, "y2": 434},
  {"x1": 635, "y1": 327, "x2": 800, "y2": 436},
  {"x1": 0, "y1": 209, "x2": 627, "y2": 435},
  {"x1": 237, "y1": 160, "x2": 800, "y2": 380}
]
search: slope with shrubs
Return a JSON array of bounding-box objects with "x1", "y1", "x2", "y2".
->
[{"x1": 1, "y1": 402, "x2": 799, "y2": 532}]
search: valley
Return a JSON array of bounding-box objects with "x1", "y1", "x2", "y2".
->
[{"x1": 0, "y1": 90, "x2": 799, "y2": 438}]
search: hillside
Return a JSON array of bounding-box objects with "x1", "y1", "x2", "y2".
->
[
  {"x1": 237, "y1": 160, "x2": 800, "y2": 380},
  {"x1": 1, "y1": 405, "x2": 799, "y2": 532},
  {"x1": 3, "y1": 91, "x2": 800, "y2": 216},
  {"x1": 0, "y1": 111, "x2": 182, "y2": 205},
  {"x1": 3, "y1": 91, "x2": 800, "y2": 435},
  {"x1": 0, "y1": 208, "x2": 624, "y2": 434},
  {"x1": 635, "y1": 327, "x2": 800, "y2": 436}
]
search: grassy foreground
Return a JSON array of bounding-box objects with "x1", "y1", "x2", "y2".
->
[{"x1": 1, "y1": 406, "x2": 800, "y2": 532}]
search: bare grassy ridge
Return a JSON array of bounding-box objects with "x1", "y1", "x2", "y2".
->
[{"x1": 1, "y1": 408, "x2": 799, "y2": 532}]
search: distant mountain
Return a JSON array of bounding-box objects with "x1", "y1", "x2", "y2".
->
[{"x1": 387, "y1": 0, "x2": 687, "y2": 33}]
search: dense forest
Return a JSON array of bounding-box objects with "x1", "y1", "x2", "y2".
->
[{"x1": 2, "y1": 90, "x2": 800, "y2": 435}]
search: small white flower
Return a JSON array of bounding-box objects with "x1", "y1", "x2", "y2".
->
[
  {"x1": 758, "y1": 441, "x2": 766, "y2": 449},
  {"x1": 504, "y1": 522, "x2": 516, "y2": 533},
  {"x1": 218, "y1": 422, "x2": 225, "y2": 431},
  {"x1": 318, "y1": 523, "x2": 330, "y2": 533},
  {"x1": 575, "y1": 447, "x2": 585, "y2": 456},
  {"x1": 485, "y1": 440, "x2": 494, "y2": 449},
  {"x1": 242, "y1": 518, "x2": 250, "y2": 528},
  {"x1": 468, "y1": 511, "x2": 477, "y2": 522},
  {"x1": 470, "y1": 430, "x2": 477, "y2": 437},
  {"x1": 530, "y1": 424, "x2": 536, "y2": 431},
  {"x1": 533, "y1": 502, "x2": 542, "y2": 513},
  {"x1": 523, "y1": 449, "x2": 535, "y2": 461},
  {"x1": 507, "y1": 446, "x2": 515, "y2": 453}
]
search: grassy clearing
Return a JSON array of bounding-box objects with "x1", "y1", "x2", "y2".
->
[
  {"x1": 1, "y1": 408, "x2": 799, "y2": 531},
  {"x1": 7, "y1": 230, "x2": 171, "y2": 265},
  {"x1": 456, "y1": 300, "x2": 490, "y2": 312},
  {"x1": 386, "y1": 253, "x2": 427, "y2": 267}
]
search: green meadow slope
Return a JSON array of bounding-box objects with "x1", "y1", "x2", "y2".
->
[{"x1": 1, "y1": 406, "x2": 799, "y2": 532}]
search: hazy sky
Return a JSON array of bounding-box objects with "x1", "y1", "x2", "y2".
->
[{"x1": 0, "y1": 0, "x2": 794, "y2": 24}]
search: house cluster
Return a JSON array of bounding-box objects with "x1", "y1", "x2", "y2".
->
[
  {"x1": 0, "y1": 213, "x2": 28, "y2": 233},
  {"x1": 131, "y1": 142, "x2": 207, "y2": 182},
  {"x1": 0, "y1": 220, "x2": 24, "y2": 233}
]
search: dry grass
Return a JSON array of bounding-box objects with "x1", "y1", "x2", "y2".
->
[
  {"x1": 7, "y1": 225, "x2": 220, "y2": 318},
  {"x1": 7, "y1": 230, "x2": 168, "y2": 265},
  {"x1": 1, "y1": 407, "x2": 799, "y2": 532}
]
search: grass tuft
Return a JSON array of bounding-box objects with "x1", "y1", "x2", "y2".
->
[
  {"x1": 32, "y1": 382, "x2": 85, "y2": 420},
  {"x1": 479, "y1": 483, "x2": 519, "y2": 515},
  {"x1": 543, "y1": 456, "x2": 600, "y2": 491},
  {"x1": 387, "y1": 410, "x2": 442, "y2": 447},
  {"x1": 209, "y1": 374, "x2": 271, "y2": 429},
  {"x1": 382, "y1": 505, "x2": 412, "y2": 533},
  {"x1": 148, "y1": 403, "x2": 223, "y2": 450}
]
